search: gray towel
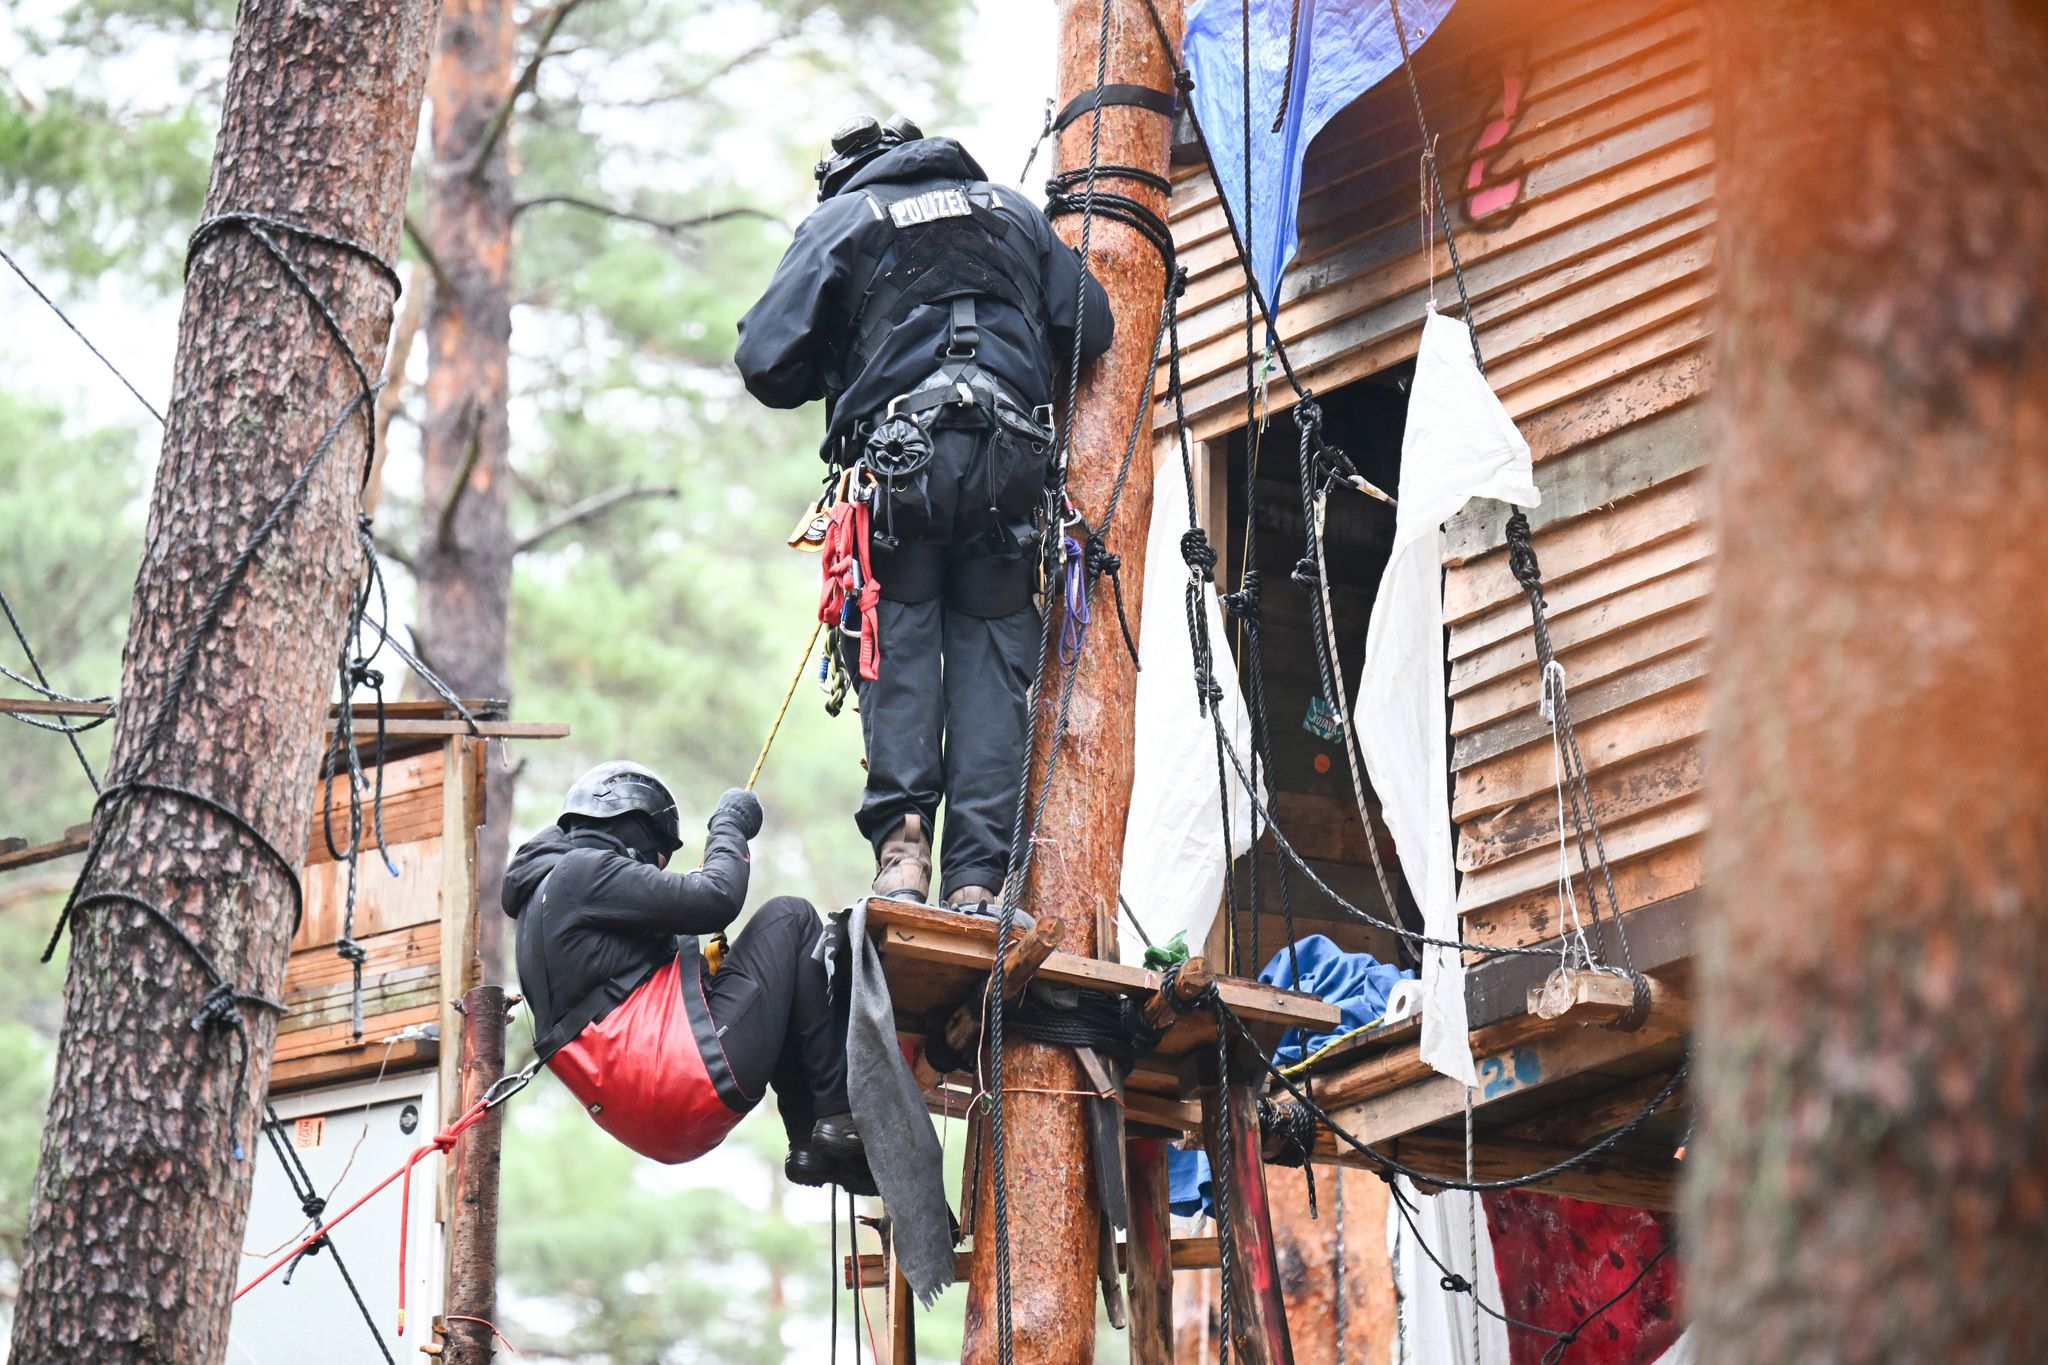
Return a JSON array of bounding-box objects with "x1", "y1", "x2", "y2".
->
[{"x1": 818, "y1": 900, "x2": 955, "y2": 1306}]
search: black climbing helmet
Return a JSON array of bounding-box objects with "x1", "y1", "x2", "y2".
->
[
  {"x1": 559, "y1": 760, "x2": 683, "y2": 854},
  {"x1": 814, "y1": 112, "x2": 925, "y2": 201}
]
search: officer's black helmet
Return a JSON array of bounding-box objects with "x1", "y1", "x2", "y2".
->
[
  {"x1": 560, "y1": 760, "x2": 683, "y2": 854},
  {"x1": 814, "y1": 113, "x2": 926, "y2": 202}
]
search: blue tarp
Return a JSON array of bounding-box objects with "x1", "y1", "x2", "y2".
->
[
  {"x1": 1168, "y1": 937, "x2": 1415, "y2": 1217},
  {"x1": 1182, "y1": 0, "x2": 1458, "y2": 306}
]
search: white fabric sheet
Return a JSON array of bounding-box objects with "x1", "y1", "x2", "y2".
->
[
  {"x1": 1389, "y1": 1178, "x2": 1513, "y2": 1365},
  {"x1": 1116, "y1": 457, "x2": 1254, "y2": 964},
  {"x1": 1356, "y1": 309, "x2": 1539, "y2": 1084}
]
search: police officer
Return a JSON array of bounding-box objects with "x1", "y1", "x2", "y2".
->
[
  {"x1": 502, "y1": 761, "x2": 871, "y2": 1191},
  {"x1": 736, "y1": 115, "x2": 1112, "y2": 910}
]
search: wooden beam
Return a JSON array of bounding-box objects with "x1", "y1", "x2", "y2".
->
[
  {"x1": 1529, "y1": 966, "x2": 1691, "y2": 1033},
  {"x1": 1464, "y1": 889, "x2": 1697, "y2": 1028},
  {"x1": 1311, "y1": 1018, "x2": 1682, "y2": 1152},
  {"x1": 1126, "y1": 1139, "x2": 1175, "y2": 1365},
  {"x1": 1368, "y1": 1131, "x2": 1681, "y2": 1212},
  {"x1": 0, "y1": 824, "x2": 92, "y2": 875},
  {"x1": 438, "y1": 736, "x2": 480, "y2": 1227},
  {"x1": 1502, "y1": 1068, "x2": 1689, "y2": 1147},
  {"x1": 884, "y1": 1237, "x2": 916, "y2": 1365},
  {"x1": 267, "y1": 1037, "x2": 438, "y2": 1092},
  {"x1": 849, "y1": 1235, "x2": 1225, "y2": 1290},
  {"x1": 1205, "y1": 1043, "x2": 1295, "y2": 1364},
  {"x1": 0, "y1": 696, "x2": 507, "y2": 720}
]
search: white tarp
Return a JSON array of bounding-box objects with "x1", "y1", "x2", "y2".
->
[
  {"x1": 1356, "y1": 309, "x2": 1538, "y2": 1084},
  {"x1": 1116, "y1": 456, "x2": 1254, "y2": 964},
  {"x1": 1389, "y1": 1178, "x2": 1513, "y2": 1365}
]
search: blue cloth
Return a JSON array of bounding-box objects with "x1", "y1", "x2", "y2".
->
[
  {"x1": 1166, "y1": 936, "x2": 1414, "y2": 1216},
  {"x1": 1183, "y1": 0, "x2": 1458, "y2": 305},
  {"x1": 1257, "y1": 933, "x2": 1412, "y2": 1066}
]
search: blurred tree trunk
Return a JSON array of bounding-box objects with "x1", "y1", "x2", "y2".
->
[
  {"x1": 7, "y1": 1, "x2": 436, "y2": 1359},
  {"x1": 417, "y1": 0, "x2": 518, "y2": 979},
  {"x1": 1695, "y1": 2, "x2": 2048, "y2": 1359}
]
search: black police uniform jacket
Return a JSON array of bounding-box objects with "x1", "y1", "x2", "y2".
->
[{"x1": 734, "y1": 137, "x2": 1114, "y2": 446}]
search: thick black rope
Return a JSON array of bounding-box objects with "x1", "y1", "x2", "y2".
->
[
  {"x1": 259, "y1": 1106, "x2": 396, "y2": 1364},
  {"x1": 37, "y1": 211, "x2": 404, "y2": 1172}
]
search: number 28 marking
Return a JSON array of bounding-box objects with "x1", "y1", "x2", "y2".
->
[{"x1": 1477, "y1": 1046, "x2": 1544, "y2": 1100}]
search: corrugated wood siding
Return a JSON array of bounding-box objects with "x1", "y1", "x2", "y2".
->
[{"x1": 1162, "y1": 0, "x2": 1714, "y2": 955}]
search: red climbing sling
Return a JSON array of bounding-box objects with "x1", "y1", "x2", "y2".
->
[{"x1": 818, "y1": 476, "x2": 882, "y2": 681}]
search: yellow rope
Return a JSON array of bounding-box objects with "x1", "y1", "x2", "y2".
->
[
  {"x1": 1277, "y1": 1012, "x2": 1388, "y2": 1078},
  {"x1": 746, "y1": 618, "x2": 825, "y2": 792}
]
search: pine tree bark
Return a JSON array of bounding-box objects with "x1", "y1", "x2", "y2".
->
[
  {"x1": 1693, "y1": 3, "x2": 2048, "y2": 1358},
  {"x1": 416, "y1": 0, "x2": 518, "y2": 979},
  {"x1": 961, "y1": 3, "x2": 1181, "y2": 1360},
  {"x1": 8, "y1": 2, "x2": 437, "y2": 1360}
]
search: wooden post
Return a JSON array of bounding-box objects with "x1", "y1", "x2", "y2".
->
[
  {"x1": 439, "y1": 734, "x2": 481, "y2": 1221},
  {"x1": 444, "y1": 984, "x2": 506, "y2": 1365},
  {"x1": 960, "y1": 2, "x2": 1183, "y2": 1361},
  {"x1": 1203, "y1": 1041, "x2": 1296, "y2": 1364},
  {"x1": 885, "y1": 1243, "x2": 917, "y2": 1365},
  {"x1": 1126, "y1": 1138, "x2": 1175, "y2": 1365}
]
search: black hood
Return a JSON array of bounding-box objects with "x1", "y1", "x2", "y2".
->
[
  {"x1": 501, "y1": 824, "x2": 576, "y2": 920},
  {"x1": 838, "y1": 137, "x2": 987, "y2": 197}
]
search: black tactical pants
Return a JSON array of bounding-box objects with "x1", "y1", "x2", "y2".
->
[
  {"x1": 704, "y1": 896, "x2": 850, "y2": 1147},
  {"x1": 843, "y1": 424, "x2": 1044, "y2": 900}
]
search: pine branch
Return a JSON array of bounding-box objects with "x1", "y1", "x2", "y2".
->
[
  {"x1": 515, "y1": 483, "x2": 679, "y2": 555},
  {"x1": 510, "y1": 195, "x2": 786, "y2": 235},
  {"x1": 468, "y1": 0, "x2": 598, "y2": 181},
  {"x1": 434, "y1": 401, "x2": 485, "y2": 555}
]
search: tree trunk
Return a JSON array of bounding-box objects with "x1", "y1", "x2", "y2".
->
[
  {"x1": 960, "y1": 3, "x2": 1181, "y2": 1361},
  {"x1": 8, "y1": 2, "x2": 437, "y2": 1359},
  {"x1": 417, "y1": 0, "x2": 518, "y2": 980},
  {"x1": 1693, "y1": 3, "x2": 2048, "y2": 1359}
]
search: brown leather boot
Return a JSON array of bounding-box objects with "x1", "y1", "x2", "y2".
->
[{"x1": 871, "y1": 814, "x2": 933, "y2": 902}]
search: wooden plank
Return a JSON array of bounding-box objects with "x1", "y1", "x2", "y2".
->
[
  {"x1": 439, "y1": 736, "x2": 481, "y2": 1225},
  {"x1": 1359, "y1": 1131, "x2": 1681, "y2": 1212},
  {"x1": 1452, "y1": 646, "x2": 1706, "y2": 774},
  {"x1": 273, "y1": 1003, "x2": 439, "y2": 1060},
  {"x1": 1502, "y1": 1068, "x2": 1689, "y2": 1145},
  {"x1": 268, "y1": 1036, "x2": 439, "y2": 1093},
  {"x1": 1459, "y1": 739, "x2": 1704, "y2": 872},
  {"x1": 1501, "y1": 303, "x2": 1712, "y2": 423},
  {"x1": 284, "y1": 919, "x2": 440, "y2": 989},
  {"x1": 848, "y1": 1235, "x2": 1227, "y2": 1290},
  {"x1": 1453, "y1": 598, "x2": 1710, "y2": 735},
  {"x1": 1529, "y1": 967, "x2": 1690, "y2": 1033},
  {"x1": 1447, "y1": 450, "x2": 1705, "y2": 621},
  {"x1": 293, "y1": 836, "x2": 446, "y2": 950},
  {"x1": 1456, "y1": 796, "x2": 1707, "y2": 912},
  {"x1": 1260, "y1": 791, "x2": 1399, "y2": 872},
  {"x1": 1451, "y1": 526, "x2": 1710, "y2": 665},
  {"x1": 885, "y1": 1248, "x2": 916, "y2": 1365},
  {"x1": 1464, "y1": 889, "x2": 1696, "y2": 1030},
  {"x1": 1454, "y1": 679, "x2": 1707, "y2": 822},
  {"x1": 0, "y1": 825, "x2": 91, "y2": 874},
  {"x1": 1313, "y1": 1014, "x2": 1681, "y2": 1149},
  {"x1": 1462, "y1": 836, "x2": 1704, "y2": 950},
  {"x1": 1451, "y1": 551, "x2": 1711, "y2": 697}
]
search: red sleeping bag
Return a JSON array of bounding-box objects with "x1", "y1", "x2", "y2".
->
[{"x1": 546, "y1": 955, "x2": 746, "y2": 1164}]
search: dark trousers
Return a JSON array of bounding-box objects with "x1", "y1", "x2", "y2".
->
[
  {"x1": 847, "y1": 594, "x2": 1040, "y2": 899},
  {"x1": 703, "y1": 896, "x2": 848, "y2": 1147}
]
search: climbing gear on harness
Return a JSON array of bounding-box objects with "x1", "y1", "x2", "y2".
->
[
  {"x1": 871, "y1": 812, "x2": 933, "y2": 902},
  {"x1": 814, "y1": 112, "x2": 924, "y2": 202},
  {"x1": 819, "y1": 471, "x2": 882, "y2": 682},
  {"x1": 787, "y1": 494, "x2": 831, "y2": 551},
  {"x1": 560, "y1": 760, "x2": 682, "y2": 855}
]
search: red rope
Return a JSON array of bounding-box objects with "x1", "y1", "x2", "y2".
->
[{"x1": 236, "y1": 1094, "x2": 497, "y2": 1333}]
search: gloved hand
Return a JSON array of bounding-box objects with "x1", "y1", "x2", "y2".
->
[{"x1": 711, "y1": 787, "x2": 764, "y2": 840}]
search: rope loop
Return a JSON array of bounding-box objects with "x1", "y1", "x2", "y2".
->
[
  {"x1": 1440, "y1": 1273, "x2": 1473, "y2": 1294},
  {"x1": 1180, "y1": 527, "x2": 1218, "y2": 575}
]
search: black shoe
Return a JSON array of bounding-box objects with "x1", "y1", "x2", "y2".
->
[
  {"x1": 811, "y1": 1113, "x2": 862, "y2": 1159},
  {"x1": 786, "y1": 1144, "x2": 879, "y2": 1197}
]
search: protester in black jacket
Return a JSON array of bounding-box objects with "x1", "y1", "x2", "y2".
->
[
  {"x1": 503, "y1": 761, "x2": 868, "y2": 1191},
  {"x1": 736, "y1": 118, "x2": 1113, "y2": 910}
]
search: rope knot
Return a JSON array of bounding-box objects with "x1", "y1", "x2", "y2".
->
[
  {"x1": 1294, "y1": 399, "x2": 1322, "y2": 433},
  {"x1": 1440, "y1": 1273, "x2": 1473, "y2": 1294},
  {"x1": 1505, "y1": 511, "x2": 1545, "y2": 604},
  {"x1": 336, "y1": 936, "x2": 368, "y2": 966},
  {"x1": 299, "y1": 1194, "x2": 327, "y2": 1221},
  {"x1": 1180, "y1": 528, "x2": 1218, "y2": 575},
  {"x1": 347, "y1": 658, "x2": 383, "y2": 690},
  {"x1": 192, "y1": 981, "x2": 242, "y2": 1035},
  {"x1": 1222, "y1": 569, "x2": 1262, "y2": 620},
  {"x1": 1084, "y1": 536, "x2": 1121, "y2": 581},
  {"x1": 1170, "y1": 264, "x2": 1189, "y2": 299},
  {"x1": 1290, "y1": 553, "x2": 1319, "y2": 589},
  {"x1": 1258, "y1": 1098, "x2": 1318, "y2": 1168}
]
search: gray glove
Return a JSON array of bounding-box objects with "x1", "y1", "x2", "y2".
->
[{"x1": 712, "y1": 787, "x2": 763, "y2": 840}]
